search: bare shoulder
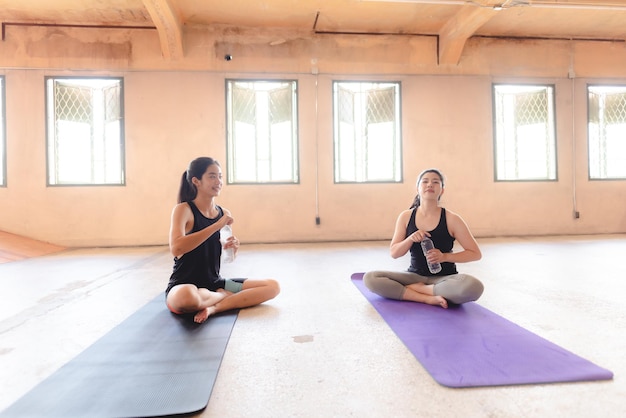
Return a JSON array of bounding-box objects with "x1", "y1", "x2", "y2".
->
[
  {"x1": 443, "y1": 208, "x2": 479, "y2": 253},
  {"x1": 172, "y1": 202, "x2": 192, "y2": 219},
  {"x1": 395, "y1": 208, "x2": 413, "y2": 227},
  {"x1": 398, "y1": 208, "x2": 413, "y2": 221},
  {"x1": 173, "y1": 201, "x2": 190, "y2": 213},
  {"x1": 170, "y1": 202, "x2": 194, "y2": 239},
  {"x1": 443, "y1": 208, "x2": 470, "y2": 228},
  {"x1": 444, "y1": 207, "x2": 462, "y2": 221}
]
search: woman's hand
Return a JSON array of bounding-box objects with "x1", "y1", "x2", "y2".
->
[
  {"x1": 408, "y1": 230, "x2": 431, "y2": 243},
  {"x1": 223, "y1": 235, "x2": 239, "y2": 250},
  {"x1": 220, "y1": 214, "x2": 234, "y2": 228},
  {"x1": 424, "y1": 247, "x2": 445, "y2": 264}
]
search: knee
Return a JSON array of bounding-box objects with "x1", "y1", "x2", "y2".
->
[
  {"x1": 362, "y1": 271, "x2": 401, "y2": 299},
  {"x1": 267, "y1": 279, "x2": 281, "y2": 299},
  {"x1": 437, "y1": 275, "x2": 484, "y2": 304},
  {"x1": 458, "y1": 276, "x2": 484, "y2": 303},
  {"x1": 168, "y1": 285, "x2": 202, "y2": 310},
  {"x1": 362, "y1": 271, "x2": 377, "y2": 290},
  {"x1": 466, "y1": 278, "x2": 484, "y2": 301}
]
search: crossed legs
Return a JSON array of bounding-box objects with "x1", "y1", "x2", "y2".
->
[
  {"x1": 167, "y1": 278, "x2": 280, "y2": 323},
  {"x1": 362, "y1": 270, "x2": 483, "y2": 309},
  {"x1": 404, "y1": 282, "x2": 448, "y2": 308}
]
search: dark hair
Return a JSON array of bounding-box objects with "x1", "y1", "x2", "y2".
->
[
  {"x1": 177, "y1": 157, "x2": 220, "y2": 203},
  {"x1": 409, "y1": 168, "x2": 445, "y2": 209}
]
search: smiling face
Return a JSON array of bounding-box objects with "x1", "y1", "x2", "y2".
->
[{"x1": 192, "y1": 163, "x2": 223, "y2": 197}]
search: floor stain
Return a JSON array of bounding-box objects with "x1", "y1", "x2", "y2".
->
[{"x1": 292, "y1": 335, "x2": 314, "y2": 343}]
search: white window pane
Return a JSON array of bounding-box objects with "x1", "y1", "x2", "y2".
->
[
  {"x1": 270, "y1": 121, "x2": 294, "y2": 181},
  {"x1": 227, "y1": 80, "x2": 298, "y2": 184},
  {"x1": 493, "y1": 84, "x2": 556, "y2": 181},
  {"x1": 338, "y1": 121, "x2": 357, "y2": 182},
  {"x1": 588, "y1": 85, "x2": 626, "y2": 180},
  {"x1": 334, "y1": 81, "x2": 402, "y2": 183},
  {"x1": 367, "y1": 122, "x2": 394, "y2": 180},
  {"x1": 604, "y1": 124, "x2": 626, "y2": 177},
  {"x1": 233, "y1": 122, "x2": 257, "y2": 182},
  {"x1": 46, "y1": 77, "x2": 125, "y2": 185},
  {"x1": 56, "y1": 121, "x2": 92, "y2": 183}
]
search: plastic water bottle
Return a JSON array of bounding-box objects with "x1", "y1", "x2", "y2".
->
[
  {"x1": 420, "y1": 237, "x2": 442, "y2": 274},
  {"x1": 220, "y1": 225, "x2": 235, "y2": 263}
]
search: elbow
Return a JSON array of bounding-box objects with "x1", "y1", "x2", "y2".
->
[
  {"x1": 474, "y1": 250, "x2": 482, "y2": 261},
  {"x1": 390, "y1": 250, "x2": 402, "y2": 259},
  {"x1": 170, "y1": 243, "x2": 183, "y2": 259}
]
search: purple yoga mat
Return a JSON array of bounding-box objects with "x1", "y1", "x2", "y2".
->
[{"x1": 351, "y1": 272, "x2": 613, "y2": 388}]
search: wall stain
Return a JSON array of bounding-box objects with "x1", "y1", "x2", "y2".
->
[{"x1": 26, "y1": 32, "x2": 132, "y2": 61}]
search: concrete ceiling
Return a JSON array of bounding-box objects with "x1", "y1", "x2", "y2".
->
[{"x1": 1, "y1": 0, "x2": 626, "y2": 64}]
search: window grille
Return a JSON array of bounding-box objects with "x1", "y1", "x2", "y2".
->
[
  {"x1": 46, "y1": 77, "x2": 125, "y2": 185},
  {"x1": 588, "y1": 85, "x2": 626, "y2": 179},
  {"x1": 226, "y1": 80, "x2": 299, "y2": 184},
  {"x1": 333, "y1": 81, "x2": 402, "y2": 183},
  {"x1": 493, "y1": 84, "x2": 556, "y2": 181}
]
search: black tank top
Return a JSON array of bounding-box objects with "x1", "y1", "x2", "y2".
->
[
  {"x1": 166, "y1": 201, "x2": 225, "y2": 293},
  {"x1": 406, "y1": 207, "x2": 458, "y2": 276}
]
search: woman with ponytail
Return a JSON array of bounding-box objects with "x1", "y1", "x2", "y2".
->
[
  {"x1": 363, "y1": 168, "x2": 483, "y2": 308},
  {"x1": 165, "y1": 157, "x2": 280, "y2": 323}
]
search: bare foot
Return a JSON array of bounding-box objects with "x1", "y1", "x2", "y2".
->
[
  {"x1": 194, "y1": 306, "x2": 217, "y2": 323},
  {"x1": 425, "y1": 295, "x2": 448, "y2": 309},
  {"x1": 408, "y1": 282, "x2": 434, "y2": 295}
]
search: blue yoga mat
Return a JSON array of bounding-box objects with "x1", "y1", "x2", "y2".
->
[
  {"x1": 1, "y1": 295, "x2": 238, "y2": 418},
  {"x1": 352, "y1": 272, "x2": 613, "y2": 388}
]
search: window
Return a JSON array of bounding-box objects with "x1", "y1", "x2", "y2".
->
[
  {"x1": 0, "y1": 76, "x2": 5, "y2": 187},
  {"x1": 226, "y1": 80, "x2": 298, "y2": 184},
  {"x1": 493, "y1": 84, "x2": 557, "y2": 181},
  {"x1": 588, "y1": 85, "x2": 626, "y2": 180},
  {"x1": 46, "y1": 77, "x2": 125, "y2": 185},
  {"x1": 333, "y1": 81, "x2": 402, "y2": 183}
]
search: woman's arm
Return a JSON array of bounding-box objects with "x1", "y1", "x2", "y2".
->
[
  {"x1": 390, "y1": 210, "x2": 422, "y2": 259},
  {"x1": 168, "y1": 203, "x2": 231, "y2": 258},
  {"x1": 438, "y1": 210, "x2": 482, "y2": 264}
]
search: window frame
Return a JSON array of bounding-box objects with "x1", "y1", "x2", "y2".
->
[
  {"x1": 587, "y1": 83, "x2": 626, "y2": 181},
  {"x1": 332, "y1": 80, "x2": 403, "y2": 184},
  {"x1": 45, "y1": 76, "x2": 126, "y2": 187},
  {"x1": 225, "y1": 78, "x2": 300, "y2": 185},
  {"x1": 0, "y1": 76, "x2": 5, "y2": 187},
  {"x1": 492, "y1": 83, "x2": 558, "y2": 182}
]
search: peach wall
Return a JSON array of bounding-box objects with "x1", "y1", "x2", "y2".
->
[{"x1": 0, "y1": 25, "x2": 625, "y2": 246}]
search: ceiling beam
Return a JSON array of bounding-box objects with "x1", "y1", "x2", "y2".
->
[
  {"x1": 438, "y1": 4, "x2": 500, "y2": 65},
  {"x1": 142, "y1": 0, "x2": 184, "y2": 60}
]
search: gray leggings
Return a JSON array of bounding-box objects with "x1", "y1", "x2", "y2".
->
[{"x1": 363, "y1": 270, "x2": 484, "y2": 304}]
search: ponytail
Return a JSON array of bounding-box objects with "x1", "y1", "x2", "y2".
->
[
  {"x1": 409, "y1": 194, "x2": 420, "y2": 209},
  {"x1": 177, "y1": 171, "x2": 196, "y2": 203}
]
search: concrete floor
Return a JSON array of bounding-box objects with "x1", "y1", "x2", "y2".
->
[{"x1": 0, "y1": 235, "x2": 624, "y2": 417}]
